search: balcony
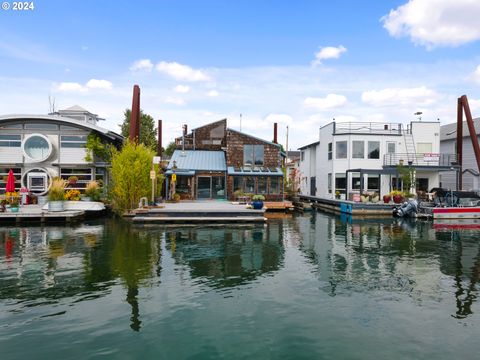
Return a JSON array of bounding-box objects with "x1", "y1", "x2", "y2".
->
[
  {"x1": 383, "y1": 153, "x2": 457, "y2": 167},
  {"x1": 334, "y1": 122, "x2": 403, "y2": 135}
]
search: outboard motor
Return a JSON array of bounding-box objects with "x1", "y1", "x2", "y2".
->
[{"x1": 393, "y1": 199, "x2": 418, "y2": 218}]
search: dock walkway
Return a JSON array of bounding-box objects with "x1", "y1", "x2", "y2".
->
[
  {"x1": 299, "y1": 195, "x2": 395, "y2": 216},
  {"x1": 0, "y1": 205, "x2": 85, "y2": 223},
  {"x1": 132, "y1": 201, "x2": 267, "y2": 223}
]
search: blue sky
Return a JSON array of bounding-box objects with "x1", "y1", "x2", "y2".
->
[{"x1": 1, "y1": 0, "x2": 480, "y2": 148}]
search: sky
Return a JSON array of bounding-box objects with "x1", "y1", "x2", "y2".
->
[{"x1": 1, "y1": 0, "x2": 480, "y2": 150}]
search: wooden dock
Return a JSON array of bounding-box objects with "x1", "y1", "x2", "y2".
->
[
  {"x1": 0, "y1": 205, "x2": 85, "y2": 224},
  {"x1": 131, "y1": 201, "x2": 267, "y2": 224},
  {"x1": 299, "y1": 195, "x2": 395, "y2": 216}
]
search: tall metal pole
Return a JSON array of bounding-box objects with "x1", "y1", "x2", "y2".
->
[
  {"x1": 461, "y1": 95, "x2": 480, "y2": 179},
  {"x1": 457, "y1": 97, "x2": 463, "y2": 190}
]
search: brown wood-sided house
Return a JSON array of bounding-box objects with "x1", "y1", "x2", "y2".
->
[{"x1": 165, "y1": 119, "x2": 284, "y2": 201}]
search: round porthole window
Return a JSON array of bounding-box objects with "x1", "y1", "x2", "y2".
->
[{"x1": 22, "y1": 134, "x2": 52, "y2": 162}]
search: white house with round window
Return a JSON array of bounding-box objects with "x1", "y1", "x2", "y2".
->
[{"x1": 0, "y1": 106, "x2": 123, "y2": 196}]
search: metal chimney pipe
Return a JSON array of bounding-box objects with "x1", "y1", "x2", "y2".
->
[
  {"x1": 183, "y1": 124, "x2": 188, "y2": 136},
  {"x1": 129, "y1": 85, "x2": 141, "y2": 142},
  {"x1": 273, "y1": 122, "x2": 278, "y2": 144},
  {"x1": 157, "y1": 119, "x2": 162, "y2": 157}
]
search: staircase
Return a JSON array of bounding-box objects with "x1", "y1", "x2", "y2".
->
[{"x1": 403, "y1": 127, "x2": 417, "y2": 165}]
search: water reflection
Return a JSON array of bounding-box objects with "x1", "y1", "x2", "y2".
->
[
  {"x1": 163, "y1": 223, "x2": 285, "y2": 289},
  {"x1": 296, "y1": 212, "x2": 480, "y2": 319}
]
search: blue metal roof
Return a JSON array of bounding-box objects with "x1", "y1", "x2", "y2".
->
[{"x1": 167, "y1": 150, "x2": 226, "y2": 173}]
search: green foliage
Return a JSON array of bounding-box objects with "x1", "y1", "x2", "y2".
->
[
  {"x1": 120, "y1": 109, "x2": 157, "y2": 151},
  {"x1": 252, "y1": 194, "x2": 265, "y2": 201},
  {"x1": 164, "y1": 141, "x2": 176, "y2": 158},
  {"x1": 85, "y1": 133, "x2": 114, "y2": 163},
  {"x1": 85, "y1": 180, "x2": 102, "y2": 201},
  {"x1": 109, "y1": 141, "x2": 156, "y2": 213},
  {"x1": 48, "y1": 177, "x2": 67, "y2": 201},
  {"x1": 397, "y1": 164, "x2": 413, "y2": 193}
]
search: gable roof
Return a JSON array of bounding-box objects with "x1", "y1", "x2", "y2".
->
[
  {"x1": 298, "y1": 141, "x2": 319, "y2": 150},
  {"x1": 227, "y1": 128, "x2": 281, "y2": 148}
]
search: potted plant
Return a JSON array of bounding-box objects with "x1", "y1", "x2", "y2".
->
[
  {"x1": 251, "y1": 194, "x2": 265, "y2": 209},
  {"x1": 335, "y1": 190, "x2": 341, "y2": 199},
  {"x1": 8, "y1": 193, "x2": 20, "y2": 212},
  {"x1": 48, "y1": 177, "x2": 67, "y2": 211},
  {"x1": 383, "y1": 194, "x2": 391, "y2": 203},
  {"x1": 390, "y1": 190, "x2": 404, "y2": 204},
  {"x1": 370, "y1": 192, "x2": 379, "y2": 203},
  {"x1": 361, "y1": 191, "x2": 370, "y2": 203},
  {"x1": 64, "y1": 189, "x2": 81, "y2": 201},
  {"x1": 67, "y1": 176, "x2": 78, "y2": 186},
  {"x1": 84, "y1": 180, "x2": 101, "y2": 201},
  {"x1": 172, "y1": 192, "x2": 181, "y2": 202}
]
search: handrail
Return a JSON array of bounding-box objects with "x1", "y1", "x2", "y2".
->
[
  {"x1": 383, "y1": 153, "x2": 457, "y2": 167},
  {"x1": 334, "y1": 122, "x2": 403, "y2": 135}
]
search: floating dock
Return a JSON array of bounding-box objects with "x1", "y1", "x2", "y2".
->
[
  {"x1": 132, "y1": 201, "x2": 267, "y2": 224},
  {"x1": 299, "y1": 195, "x2": 395, "y2": 216},
  {"x1": 0, "y1": 205, "x2": 85, "y2": 223}
]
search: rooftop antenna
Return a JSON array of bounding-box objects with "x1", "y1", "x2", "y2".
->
[
  {"x1": 414, "y1": 111, "x2": 422, "y2": 121},
  {"x1": 240, "y1": 113, "x2": 242, "y2": 132},
  {"x1": 48, "y1": 95, "x2": 56, "y2": 114}
]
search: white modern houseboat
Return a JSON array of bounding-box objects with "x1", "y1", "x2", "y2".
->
[
  {"x1": 0, "y1": 106, "x2": 123, "y2": 196},
  {"x1": 298, "y1": 120, "x2": 457, "y2": 200}
]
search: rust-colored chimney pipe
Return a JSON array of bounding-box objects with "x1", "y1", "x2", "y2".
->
[
  {"x1": 129, "y1": 85, "x2": 141, "y2": 142},
  {"x1": 273, "y1": 122, "x2": 278, "y2": 144},
  {"x1": 157, "y1": 119, "x2": 162, "y2": 157},
  {"x1": 183, "y1": 124, "x2": 188, "y2": 136},
  {"x1": 457, "y1": 97, "x2": 463, "y2": 190}
]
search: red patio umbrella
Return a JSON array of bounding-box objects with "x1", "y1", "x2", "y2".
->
[{"x1": 5, "y1": 169, "x2": 16, "y2": 193}]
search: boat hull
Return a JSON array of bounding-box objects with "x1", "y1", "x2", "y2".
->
[{"x1": 433, "y1": 207, "x2": 480, "y2": 220}]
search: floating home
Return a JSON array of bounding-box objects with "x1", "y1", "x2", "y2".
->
[
  {"x1": 0, "y1": 106, "x2": 123, "y2": 196},
  {"x1": 440, "y1": 118, "x2": 480, "y2": 191},
  {"x1": 298, "y1": 121, "x2": 457, "y2": 199},
  {"x1": 166, "y1": 119, "x2": 284, "y2": 201}
]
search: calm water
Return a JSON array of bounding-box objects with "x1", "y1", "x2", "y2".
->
[{"x1": 1, "y1": 213, "x2": 480, "y2": 359}]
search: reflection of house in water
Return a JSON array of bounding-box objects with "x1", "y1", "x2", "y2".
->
[
  {"x1": 165, "y1": 223, "x2": 285, "y2": 288},
  {"x1": 296, "y1": 212, "x2": 480, "y2": 318}
]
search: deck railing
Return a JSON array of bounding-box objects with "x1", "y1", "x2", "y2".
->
[
  {"x1": 334, "y1": 122, "x2": 403, "y2": 135},
  {"x1": 383, "y1": 153, "x2": 457, "y2": 167}
]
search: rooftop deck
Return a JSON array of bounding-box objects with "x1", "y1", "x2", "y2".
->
[{"x1": 333, "y1": 122, "x2": 404, "y2": 135}]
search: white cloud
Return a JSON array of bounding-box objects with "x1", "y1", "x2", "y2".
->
[
  {"x1": 174, "y1": 85, "x2": 190, "y2": 93},
  {"x1": 312, "y1": 45, "x2": 347, "y2": 66},
  {"x1": 86, "y1": 79, "x2": 113, "y2": 90},
  {"x1": 130, "y1": 59, "x2": 154, "y2": 72},
  {"x1": 207, "y1": 90, "x2": 219, "y2": 97},
  {"x1": 304, "y1": 94, "x2": 347, "y2": 110},
  {"x1": 264, "y1": 113, "x2": 293, "y2": 125},
  {"x1": 156, "y1": 61, "x2": 210, "y2": 82},
  {"x1": 56, "y1": 79, "x2": 112, "y2": 92},
  {"x1": 57, "y1": 82, "x2": 85, "y2": 92},
  {"x1": 382, "y1": 0, "x2": 480, "y2": 48},
  {"x1": 471, "y1": 65, "x2": 480, "y2": 84},
  {"x1": 361, "y1": 86, "x2": 436, "y2": 106},
  {"x1": 164, "y1": 96, "x2": 186, "y2": 105}
]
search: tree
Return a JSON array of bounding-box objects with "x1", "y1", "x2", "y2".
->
[
  {"x1": 120, "y1": 109, "x2": 157, "y2": 151},
  {"x1": 109, "y1": 141, "x2": 155, "y2": 214},
  {"x1": 164, "y1": 141, "x2": 177, "y2": 158}
]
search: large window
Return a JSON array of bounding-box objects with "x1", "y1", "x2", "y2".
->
[
  {"x1": 23, "y1": 134, "x2": 52, "y2": 162},
  {"x1": 234, "y1": 176, "x2": 244, "y2": 192},
  {"x1": 352, "y1": 141, "x2": 364, "y2": 159},
  {"x1": 243, "y1": 145, "x2": 264, "y2": 166},
  {"x1": 335, "y1": 173, "x2": 346, "y2": 192},
  {"x1": 417, "y1": 142, "x2": 432, "y2": 153},
  {"x1": 367, "y1": 176, "x2": 380, "y2": 191},
  {"x1": 269, "y1": 177, "x2": 280, "y2": 194},
  {"x1": 24, "y1": 123, "x2": 58, "y2": 130},
  {"x1": 351, "y1": 174, "x2": 361, "y2": 190},
  {"x1": 60, "y1": 168, "x2": 93, "y2": 189},
  {"x1": 61, "y1": 135, "x2": 87, "y2": 148},
  {"x1": 336, "y1": 141, "x2": 347, "y2": 159},
  {"x1": 0, "y1": 134, "x2": 21, "y2": 147},
  {"x1": 257, "y1": 177, "x2": 267, "y2": 194},
  {"x1": 245, "y1": 176, "x2": 255, "y2": 193},
  {"x1": 328, "y1": 143, "x2": 332, "y2": 160},
  {"x1": 368, "y1": 141, "x2": 380, "y2": 159}
]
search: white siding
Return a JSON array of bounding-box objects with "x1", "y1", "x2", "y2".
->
[
  {"x1": 0, "y1": 147, "x2": 22, "y2": 163},
  {"x1": 59, "y1": 147, "x2": 88, "y2": 164}
]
